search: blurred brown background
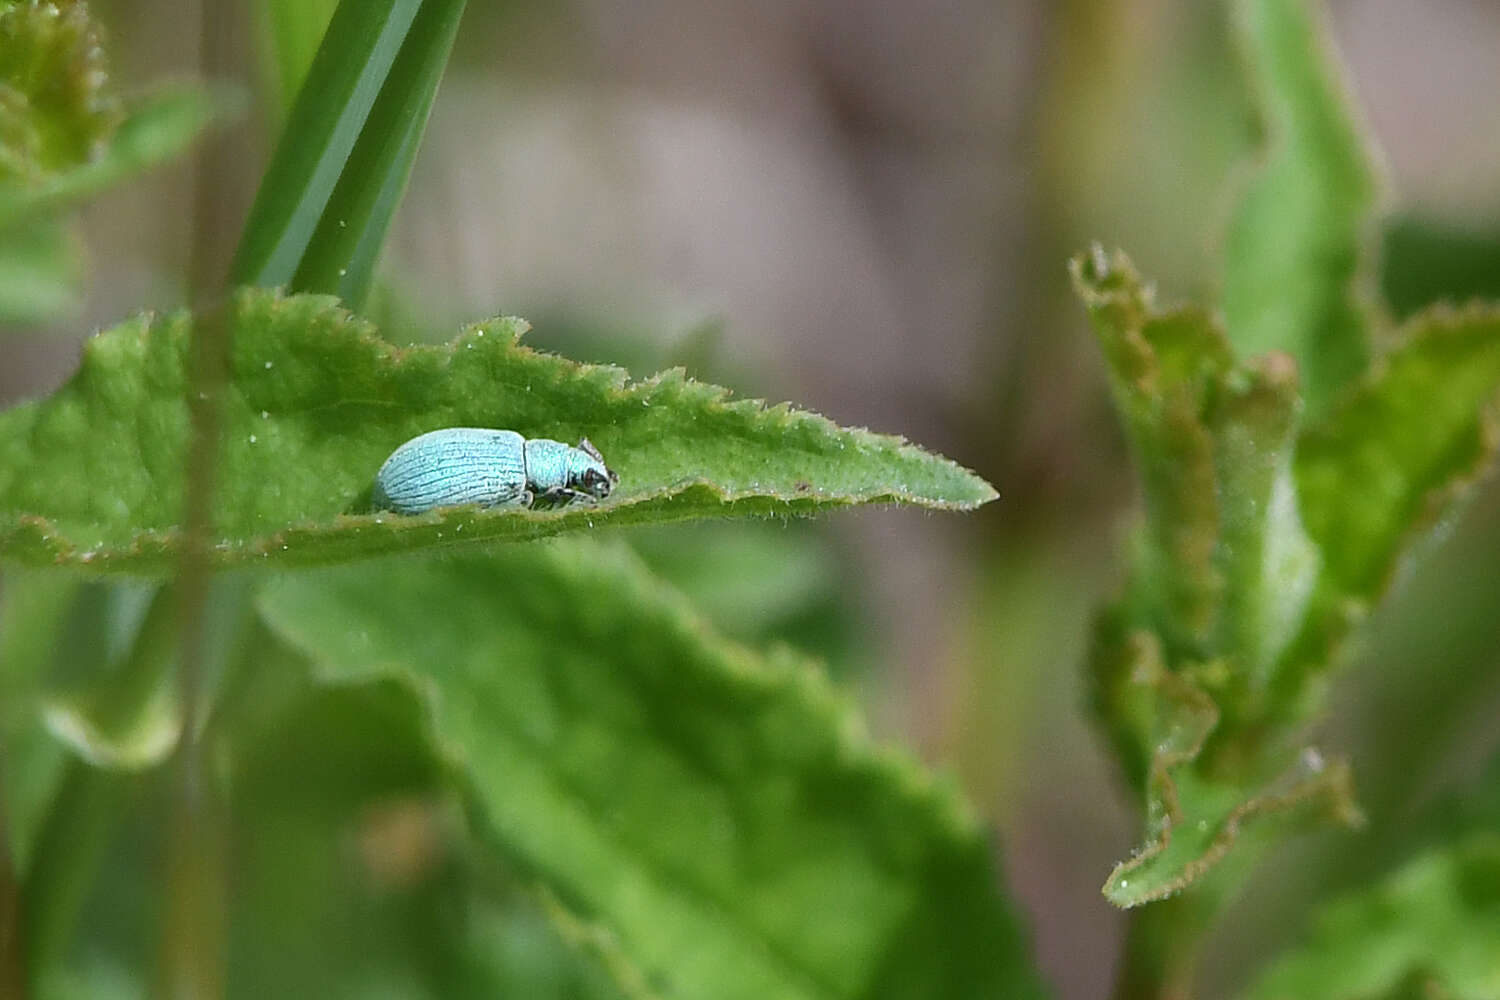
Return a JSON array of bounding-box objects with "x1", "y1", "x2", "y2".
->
[{"x1": 6, "y1": 2, "x2": 1500, "y2": 997}]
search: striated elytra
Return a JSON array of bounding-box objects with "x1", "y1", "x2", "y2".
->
[{"x1": 372, "y1": 428, "x2": 618, "y2": 515}]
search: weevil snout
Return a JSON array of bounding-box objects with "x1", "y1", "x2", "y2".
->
[
  {"x1": 573, "y1": 438, "x2": 617, "y2": 500},
  {"x1": 578, "y1": 465, "x2": 615, "y2": 499}
]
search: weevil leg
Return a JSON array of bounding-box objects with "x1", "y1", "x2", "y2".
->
[
  {"x1": 538, "y1": 486, "x2": 592, "y2": 507},
  {"x1": 519, "y1": 489, "x2": 536, "y2": 509}
]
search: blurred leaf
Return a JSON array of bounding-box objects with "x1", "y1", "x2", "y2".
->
[
  {"x1": 232, "y1": 0, "x2": 466, "y2": 310},
  {"x1": 0, "y1": 218, "x2": 80, "y2": 325},
  {"x1": 1261, "y1": 304, "x2": 1500, "y2": 793},
  {"x1": 258, "y1": 542, "x2": 1047, "y2": 1000},
  {"x1": 1241, "y1": 834, "x2": 1500, "y2": 1000},
  {"x1": 289, "y1": 0, "x2": 465, "y2": 308},
  {"x1": 1071, "y1": 248, "x2": 1229, "y2": 655},
  {"x1": 1075, "y1": 253, "x2": 1500, "y2": 918},
  {"x1": 31, "y1": 584, "x2": 171, "y2": 776},
  {"x1": 8, "y1": 580, "x2": 177, "y2": 984},
  {"x1": 1295, "y1": 304, "x2": 1500, "y2": 605},
  {"x1": 1074, "y1": 249, "x2": 1357, "y2": 907},
  {"x1": 0, "y1": 569, "x2": 77, "y2": 700},
  {"x1": 257, "y1": 0, "x2": 341, "y2": 123},
  {"x1": 227, "y1": 672, "x2": 627, "y2": 999},
  {"x1": 0, "y1": 289, "x2": 995, "y2": 573},
  {"x1": 1210, "y1": 354, "x2": 1319, "y2": 685},
  {"x1": 230, "y1": 679, "x2": 532, "y2": 999},
  {"x1": 1381, "y1": 216, "x2": 1500, "y2": 321},
  {"x1": 22, "y1": 661, "x2": 628, "y2": 999},
  {"x1": 465, "y1": 895, "x2": 627, "y2": 1000},
  {"x1": 1380, "y1": 217, "x2": 1500, "y2": 322},
  {"x1": 0, "y1": 0, "x2": 122, "y2": 185},
  {"x1": 1223, "y1": 0, "x2": 1379, "y2": 419},
  {"x1": 2, "y1": 579, "x2": 254, "y2": 987},
  {"x1": 36, "y1": 961, "x2": 142, "y2": 1000},
  {"x1": 22, "y1": 761, "x2": 135, "y2": 984},
  {"x1": 0, "y1": 86, "x2": 223, "y2": 232},
  {"x1": 628, "y1": 521, "x2": 863, "y2": 674},
  {"x1": 1322, "y1": 505, "x2": 1500, "y2": 869},
  {"x1": 1089, "y1": 619, "x2": 1358, "y2": 908},
  {"x1": 0, "y1": 568, "x2": 77, "y2": 872},
  {"x1": 0, "y1": 577, "x2": 151, "y2": 879},
  {"x1": 26, "y1": 577, "x2": 252, "y2": 773}
]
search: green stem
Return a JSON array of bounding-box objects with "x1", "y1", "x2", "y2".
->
[
  {"x1": 1111, "y1": 895, "x2": 1214, "y2": 1000},
  {"x1": 0, "y1": 775, "x2": 24, "y2": 999},
  {"x1": 158, "y1": 0, "x2": 245, "y2": 993}
]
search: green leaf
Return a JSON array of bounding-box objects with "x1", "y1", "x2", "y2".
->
[
  {"x1": 0, "y1": 568, "x2": 77, "y2": 873},
  {"x1": 1296, "y1": 303, "x2": 1500, "y2": 605},
  {"x1": 1209, "y1": 353, "x2": 1319, "y2": 687},
  {"x1": 1241, "y1": 834, "x2": 1500, "y2": 1000},
  {"x1": 226, "y1": 676, "x2": 625, "y2": 999},
  {"x1": 1381, "y1": 215, "x2": 1500, "y2": 321},
  {"x1": 0, "y1": 568, "x2": 78, "y2": 704},
  {"x1": 0, "y1": 86, "x2": 224, "y2": 232},
  {"x1": 19, "y1": 657, "x2": 630, "y2": 999},
  {"x1": 21, "y1": 760, "x2": 134, "y2": 982},
  {"x1": 1222, "y1": 0, "x2": 1380, "y2": 419},
  {"x1": 258, "y1": 542, "x2": 1046, "y2": 1000},
  {"x1": 0, "y1": 289, "x2": 994, "y2": 573},
  {"x1": 38, "y1": 585, "x2": 178, "y2": 772},
  {"x1": 1071, "y1": 248, "x2": 1230, "y2": 654},
  {"x1": 1074, "y1": 249, "x2": 1356, "y2": 907},
  {"x1": 289, "y1": 0, "x2": 466, "y2": 308},
  {"x1": 0, "y1": 0, "x2": 122, "y2": 184},
  {"x1": 257, "y1": 0, "x2": 341, "y2": 123},
  {"x1": 1, "y1": 579, "x2": 186, "y2": 981},
  {"x1": 0, "y1": 218, "x2": 80, "y2": 324},
  {"x1": 628, "y1": 521, "x2": 864, "y2": 674},
  {"x1": 232, "y1": 0, "x2": 466, "y2": 309},
  {"x1": 1089, "y1": 621, "x2": 1359, "y2": 908}
]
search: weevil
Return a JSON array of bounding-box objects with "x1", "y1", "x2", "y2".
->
[{"x1": 372, "y1": 428, "x2": 618, "y2": 515}]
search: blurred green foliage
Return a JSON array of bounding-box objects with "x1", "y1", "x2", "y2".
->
[
  {"x1": 0, "y1": 0, "x2": 121, "y2": 184},
  {"x1": 1071, "y1": 0, "x2": 1500, "y2": 995},
  {"x1": 1222, "y1": 0, "x2": 1378, "y2": 419},
  {"x1": 0, "y1": 1, "x2": 218, "y2": 325},
  {"x1": 1242, "y1": 834, "x2": 1500, "y2": 999},
  {"x1": 4, "y1": 0, "x2": 1500, "y2": 997},
  {"x1": 260, "y1": 544, "x2": 1044, "y2": 999},
  {"x1": 0, "y1": 1, "x2": 1036, "y2": 996}
]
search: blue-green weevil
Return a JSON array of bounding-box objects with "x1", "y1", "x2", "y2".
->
[{"x1": 372, "y1": 428, "x2": 618, "y2": 515}]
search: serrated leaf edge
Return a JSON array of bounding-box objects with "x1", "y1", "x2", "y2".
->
[
  {"x1": 257, "y1": 542, "x2": 1005, "y2": 1000},
  {"x1": 1101, "y1": 632, "x2": 1362, "y2": 908},
  {"x1": 0, "y1": 288, "x2": 995, "y2": 573},
  {"x1": 1298, "y1": 299, "x2": 1500, "y2": 605}
]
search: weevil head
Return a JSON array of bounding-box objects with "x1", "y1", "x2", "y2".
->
[{"x1": 567, "y1": 438, "x2": 618, "y2": 500}]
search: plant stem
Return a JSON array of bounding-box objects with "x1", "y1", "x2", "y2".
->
[
  {"x1": 0, "y1": 779, "x2": 24, "y2": 999},
  {"x1": 159, "y1": 0, "x2": 248, "y2": 995},
  {"x1": 1111, "y1": 895, "x2": 1213, "y2": 1000}
]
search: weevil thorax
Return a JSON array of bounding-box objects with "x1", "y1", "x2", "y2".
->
[{"x1": 522, "y1": 437, "x2": 617, "y2": 500}]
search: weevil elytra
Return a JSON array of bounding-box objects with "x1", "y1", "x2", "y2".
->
[{"x1": 372, "y1": 428, "x2": 618, "y2": 515}]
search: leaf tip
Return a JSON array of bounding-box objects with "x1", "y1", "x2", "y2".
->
[{"x1": 1069, "y1": 244, "x2": 1146, "y2": 302}]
